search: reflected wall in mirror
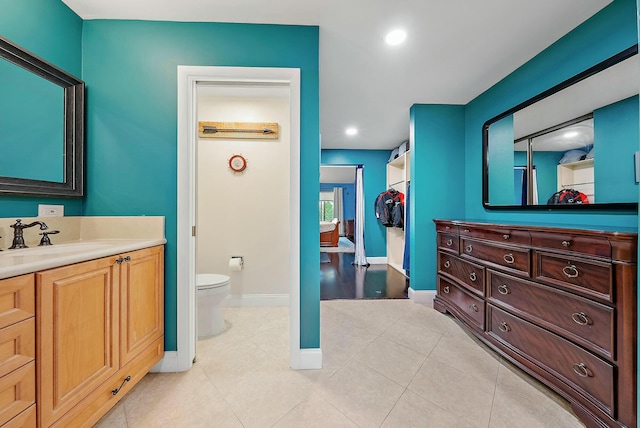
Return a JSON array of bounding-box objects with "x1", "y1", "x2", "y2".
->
[
  {"x1": 0, "y1": 36, "x2": 84, "y2": 197},
  {"x1": 483, "y1": 46, "x2": 639, "y2": 210}
]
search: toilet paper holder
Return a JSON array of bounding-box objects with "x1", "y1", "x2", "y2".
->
[{"x1": 229, "y1": 256, "x2": 244, "y2": 271}]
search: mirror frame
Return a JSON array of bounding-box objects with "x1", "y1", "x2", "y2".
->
[
  {"x1": 0, "y1": 36, "x2": 84, "y2": 198},
  {"x1": 482, "y1": 45, "x2": 638, "y2": 211}
]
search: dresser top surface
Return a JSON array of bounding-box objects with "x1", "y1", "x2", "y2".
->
[{"x1": 434, "y1": 219, "x2": 637, "y2": 237}]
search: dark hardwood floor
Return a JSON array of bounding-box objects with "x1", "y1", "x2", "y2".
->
[{"x1": 320, "y1": 252, "x2": 409, "y2": 300}]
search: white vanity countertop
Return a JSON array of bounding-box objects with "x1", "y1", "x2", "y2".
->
[{"x1": 0, "y1": 238, "x2": 167, "y2": 280}]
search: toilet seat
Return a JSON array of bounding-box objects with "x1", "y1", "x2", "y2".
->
[{"x1": 197, "y1": 273, "x2": 230, "y2": 290}]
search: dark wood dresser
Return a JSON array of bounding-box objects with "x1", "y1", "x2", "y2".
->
[{"x1": 433, "y1": 219, "x2": 637, "y2": 428}]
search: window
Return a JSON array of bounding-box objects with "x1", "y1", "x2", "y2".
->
[{"x1": 319, "y1": 191, "x2": 334, "y2": 221}]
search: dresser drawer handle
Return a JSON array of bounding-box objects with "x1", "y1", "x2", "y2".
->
[
  {"x1": 469, "y1": 272, "x2": 477, "y2": 282},
  {"x1": 562, "y1": 265, "x2": 579, "y2": 278},
  {"x1": 572, "y1": 363, "x2": 591, "y2": 378},
  {"x1": 502, "y1": 234, "x2": 510, "y2": 240},
  {"x1": 497, "y1": 284, "x2": 510, "y2": 295},
  {"x1": 571, "y1": 312, "x2": 591, "y2": 325},
  {"x1": 469, "y1": 304, "x2": 479, "y2": 312},
  {"x1": 503, "y1": 253, "x2": 515, "y2": 264},
  {"x1": 498, "y1": 322, "x2": 510, "y2": 332},
  {"x1": 562, "y1": 240, "x2": 571, "y2": 247},
  {"x1": 446, "y1": 238, "x2": 453, "y2": 246},
  {"x1": 463, "y1": 229, "x2": 470, "y2": 233},
  {"x1": 444, "y1": 260, "x2": 451, "y2": 268},
  {"x1": 443, "y1": 286, "x2": 450, "y2": 294},
  {"x1": 445, "y1": 226, "x2": 450, "y2": 230},
  {"x1": 466, "y1": 244, "x2": 473, "y2": 253}
]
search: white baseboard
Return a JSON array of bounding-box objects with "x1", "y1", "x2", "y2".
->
[
  {"x1": 367, "y1": 256, "x2": 387, "y2": 264},
  {"x1": 409, "y1": 288, "x2": 436, "y2": 306},
  {"x1": 151, "y1": 351, "x2": 179, "y2": 373},
  {"x1": 292, "y1": 348, "x2": 322, "y2": 369},
  {"x1": 224, "y1": 294, "x2": 289, "y2": 307}
]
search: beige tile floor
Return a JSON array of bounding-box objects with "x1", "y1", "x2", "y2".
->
[{"x1": 95, "y1": 300, "x2": 585, "y2": 428}]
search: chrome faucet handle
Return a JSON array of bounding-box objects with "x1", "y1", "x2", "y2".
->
[{"x1": 39, "y1": 230, "x2": 59, "y2": 246}]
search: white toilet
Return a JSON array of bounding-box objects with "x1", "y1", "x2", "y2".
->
[{"x1": 197, "y1": 273, "x2": 231, "y2": 338}]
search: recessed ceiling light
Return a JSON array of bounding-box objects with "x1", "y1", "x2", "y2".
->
[
  {"x1": 385, "y1": 29, "x2": 407, "y2": 46},
  {"x1": 564, "y1": 131, "x2": 579, "y2": 138},
  {"x1": 345, "y1": 127, "x2": 358, "y2": 136}
]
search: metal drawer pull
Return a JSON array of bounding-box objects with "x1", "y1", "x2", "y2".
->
[
  {"x1": 466, "y1": 244, "x2": 473, "y2": 253},
  {"x1": 463, "y1": 229, "x2": 470, "y2": 233},
  {"x1": 571, "y1": 312, "x2": 591, "y2": 325},
  {"x1": 503, "y1": 253, "x2": 515, "y2": 264},
  {"x1": 112, "y1": 376, "x2": 131, "y2": 395},
  {"x1": 498, "y1": 322, "x2": 510, "y2": 332},
  {"x1": 445, "y1": 226, "x2": 450, "y2": 230},
  {"x1": 443, "y1": 286, "x2": 450, "y2": 294},
  {"x1": 502, "y1": 234, "x2": 510, "y2": 240},
  {"x1": 563, "y1": 264, "x2": 579, "y2": 278},
  {"x1": 444, "y1": 260, "x2": 451, "y2": 268},
  {"x1": 572, "y1": 363, "x2": 591, "y2": 378},
  {"x1": 562, "y1": 240, "x2": 571, "y2": 247},
  {"x1": 469, "y1": 304, "x2": 479, "y2": 312},
  {"x1": 469, "y1": 272, "x2": 477, "y2": 282},
  {"x1": 446, "y1": 239, "x2": 453, "y2": 246},
  {"x1": 498, "y1": 284, "x2": 510, "y2": 295}
]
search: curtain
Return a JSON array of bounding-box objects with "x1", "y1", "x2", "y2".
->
[
  {"x1": 333, "y1": 187, "x2": 345, "y2": 235},
  {"x1": 531, "y1": 167, "x2": 539, "y2": 205},
  {"x1": 353, "y1": 165, "x2": 368, "y2": 266}
]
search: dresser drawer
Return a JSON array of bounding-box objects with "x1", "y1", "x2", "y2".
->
[
  {"x1": 438, "y1": 253, "x2": 484, "y2": 296},
  {"x1": 438, "y1": 233, "x2": 459, "y2": 254},
  {"x1": 459, "y1": 224, "x2": 531, "y2": 246},
  {"x1": 487, "y1": 270, "x2": 614, "y2": 360},
  {"x1": 488, "y1": 306, "x2": 614, "y2": 416},
  {"x1": 0, "y1": 361, "x2": 35, "y2": 426},
  {"x1": 0, "y1": 319, "x2": 35, "y2": 379},
  {"x1": 436, "y1": 222, "x2": 458, "y2": 234},
  {"x1": 438, "y1": 278, "x2": 484, "y2": 330},
  {"x1": 534, "y1": 251, "x2": 612, "y2": 303},
  {"x1": 0, "y1": 275, "x2": 34, "y2": 330},
  {"x1": 530, "y1": 231, "x2": 611, "y2": 259},
  {"x1": 461, "y1": 238, "x2": 530, "y2": 277}
]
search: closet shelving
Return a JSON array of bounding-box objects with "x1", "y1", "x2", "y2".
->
[
  {"x1": 386, "y1": 151, "x2": 409, "y2": 276},
  {"x1": 557, "y1": 158, "x2": 595, "y2": 202}
]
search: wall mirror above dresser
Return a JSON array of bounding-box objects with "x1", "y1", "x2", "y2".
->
[
  {"x1": 482, "y1": 45, "x2": 638, "y2": 210},
  {"x1": 0, "y1": 36, "x2": 84, "y2": 197}
]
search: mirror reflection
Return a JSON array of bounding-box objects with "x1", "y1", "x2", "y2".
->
[{"x1": 484, "y1": 47, "x2": 639, "y2": 209}]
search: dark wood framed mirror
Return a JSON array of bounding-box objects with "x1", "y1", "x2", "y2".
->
[
  {"x1": 0, "y1": 36, "x2": 84, "y2": 197},
  {"x1": 482, "y1": 45, "x2": 638, "y2": 211}
]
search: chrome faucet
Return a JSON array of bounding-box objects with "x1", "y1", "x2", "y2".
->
[{"x1": 9, "y1": 219, "x2": 48, "y2": 249}]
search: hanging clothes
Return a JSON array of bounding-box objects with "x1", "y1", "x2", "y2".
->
[{"x1": 402, "y1": 183, "x2": 410, "y2": 275}]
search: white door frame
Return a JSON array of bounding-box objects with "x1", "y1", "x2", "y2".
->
[{"x1": 168, "y1": 66, "x2": 301, "y2": 372}]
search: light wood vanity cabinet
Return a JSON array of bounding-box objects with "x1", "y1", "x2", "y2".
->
[
  {"x1": 36, "y1": 246, "x2": 164, "y2": 428},
  {"x1": 433, "y1": 220, "x2": 637, "y2": 428}
]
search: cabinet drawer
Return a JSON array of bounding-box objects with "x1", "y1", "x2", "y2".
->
[
  {"x1": 0, "y1": 362, "x2": 35, "y2": 427},
  {"x1": 534, "y1": 251, "x2": 612, "y2": 303},
  {"x1": 438, "y1": 278, "x2": 484, "y2": 330},
  {"x1": 438, "y1": 253, "x2": 484, "y2": 296},
  {"x1": 487, "y1": 271, "x2": 614, "y2": 360},
  {"x1": 488, "y1": 306, "x2": 614, "y2": 416},
  {"x1": 461, "y1": 238, "x2": 530, "y2": 277},
  {"x1": 530, "y1": 231, "x2": 611, "y2": 259},
  {"x1": 0, "y1": 319, "x2": 34, "y2": 378},
  {"x1": 438, "y1": 233, "x2": 459, "y2": 254},
  {"x1": 435, "y1": 222, "x2": 458, "y2": 234},
  {"x1": 0, "y1": 275, "x2": 34, "y2": 330},
  {"x1": 459, "y1": 224, "x2": 531, "y2": 246},
  {"x1": 3, "y1": 404, "x2": 35, "y2": 428}
]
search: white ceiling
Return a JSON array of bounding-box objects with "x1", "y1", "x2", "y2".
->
[{"x1": 61, "y1": 0, "x2": 612, "y2": 150}]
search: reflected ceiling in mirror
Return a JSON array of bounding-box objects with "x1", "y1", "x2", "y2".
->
[{"x1": 483, "y1": 45, "x2": 639, "y2": 210}]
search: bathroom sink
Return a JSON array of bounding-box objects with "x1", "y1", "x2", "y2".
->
[{"x1": 2, "y1": 242, "x2": 114, "y2": 257}]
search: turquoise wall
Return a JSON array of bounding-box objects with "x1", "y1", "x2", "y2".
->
[
  {"x1": 321, "y1": 150, "x2": 390, "y2": 257},
  {"x1": 81, "y1": 20, "x2": 320, "y2": 350},
  {"x1": 594, "y1": 95, "x2": 639, "y2": 203},
  {"x1": 410, "y1": 105, "x2": 465, "y2": 291},
  {"x1": 531, "y1": 151, "x2": 563, "y2": 204},
  {"x1": 0, "y1": 0, "x2": 83, "y2": 218},
  {"x1": 488, "y1": 115, "x2": 514, "y2": 205},
  {"x1": 465, "y1": 0, "x2": 638, "y2": 227}
]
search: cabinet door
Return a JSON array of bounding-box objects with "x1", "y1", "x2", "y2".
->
[
  {"x1": 36, "y1": 256, "x2": 120, "y2": 428},
  {"x1": 120, "y1": 246, "x2": 164, "y2": 366}
]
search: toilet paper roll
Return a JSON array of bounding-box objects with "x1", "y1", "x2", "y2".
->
[{"x1": 229, "y1": 257, "x2": 243, "y2": 271}]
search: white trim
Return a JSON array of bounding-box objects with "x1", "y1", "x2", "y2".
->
[
  {"x1": 367, "y1": 256, "x2": 387, "y2": 264},
  {"x1": 150, "y1": 351, "x2": 178, "y2": 373},
  {"x1": 177, "y1": 66, "x2": 302, "y2": 372},
  {"x1": 223, "y1": 294, "x2": 289, "y2": 307},
  {"x1": 409, "y1": 288, "x2": 436, "y2": 305},
  {"x1": 294, "y1": 348, "x2": 322, "y2": 369}
]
